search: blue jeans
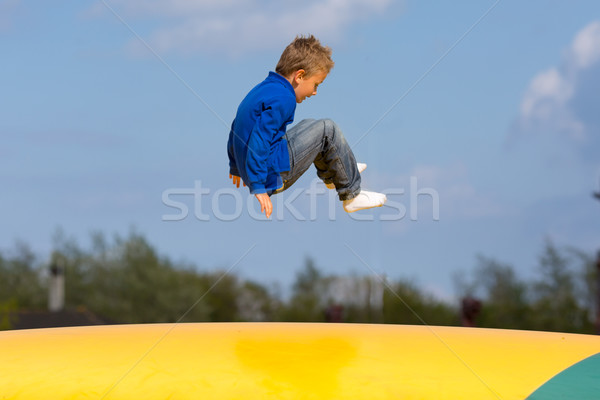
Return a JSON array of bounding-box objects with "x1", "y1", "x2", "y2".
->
[{"x1": 275, "y1": 119, "x2": 361, "y2": 201}]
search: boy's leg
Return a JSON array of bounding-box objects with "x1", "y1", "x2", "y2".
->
[
  {"x1": 325, "y1": 163, "x2": 367, "y2": 189},
  {"x1": 280, "y1": 119, "x2": 361, "y2": 201}
]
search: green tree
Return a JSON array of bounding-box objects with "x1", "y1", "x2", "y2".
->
[
  {"x1": 0, "y1": 299, "x2": 18, "y2": 330},
  {"x1": 564, "y1": 248, "x2": 597, "y2": 332},
  {"x1": 0, "y1": 242, "x2": 45, "y2": 309},
  {"x1": 281, "y1": 258, "x2": 329, "y2": 322},
  {"x1": 529, "y1": 241, "x2": 593, "y2": 333},
  {"x1": 341, "y1": 275, "x2": 385, "y2": 323},
  {"x1": 471, "y1": 256, "x2": 532, "y2": 330},
  {"x1": 51, "y1": 231, "x2": 215, "y2": 323},
  {"x1": 383, "y1": 279, "x2": 458, "y2": 326},
  {"x1": 237, "y1": 280, "x2": 281, "y2": 321},
  {"x1": 458, "y1": 244, "x2": 596, "y2": 333}
]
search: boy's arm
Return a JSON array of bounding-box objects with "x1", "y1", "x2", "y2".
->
[
  {"x1": 228, "y1": 174, "x2": 270, "y2": 218},
  {"x1": 229, "y1": 174, "x2": 245, "y2": 188},
  {"x1": 255, "y1": 193, "x2": 272, "y2": 219},
  {"x1": 245, "y1": 96, "x2": 295, "y2": 193},
  {"x1": 227, "y1": 120, "x2": 240, "y2": 177}
]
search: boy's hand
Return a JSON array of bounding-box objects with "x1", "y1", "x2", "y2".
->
[
  {"x1": 229, "y1": 175, "x2": 271, "y2": 218},
  {"x1": 229, "y1": 174, "x2": 246, "y2": 188},
  {"x1": 255, "y1": 193, "x2": 273, "y2": 219}
]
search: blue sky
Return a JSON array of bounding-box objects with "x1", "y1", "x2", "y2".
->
[{"x1": 2, "y1": 0, "x2": 600, "y2": 300}]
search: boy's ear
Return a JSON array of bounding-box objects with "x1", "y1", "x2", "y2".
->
[
  {"x1": 287, "y1": 69, "x2": 305, "y2": 88},
  {"x1": 294, "y1": 69, "x2": 306, "y2": 82}
]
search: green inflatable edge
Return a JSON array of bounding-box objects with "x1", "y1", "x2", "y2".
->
[{"x1": 526, "y1": 352, "x2": 600, "y2": 399}]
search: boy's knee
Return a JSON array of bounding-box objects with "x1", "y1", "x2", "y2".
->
[{"x1": 320, "y1": 118, "x2": 338, "y2": 135}]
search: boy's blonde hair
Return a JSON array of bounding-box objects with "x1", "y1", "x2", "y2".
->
[{"x1": 276, "y1": 35, "x2": 334, "y2": 78}]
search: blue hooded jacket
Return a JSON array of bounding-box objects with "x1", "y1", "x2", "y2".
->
[{"x1": 227, "y1": 72, "x2": 296, "y2": 194}]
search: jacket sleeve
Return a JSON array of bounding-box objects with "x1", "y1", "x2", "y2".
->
[
  {"x1": 227, "y1": 120, "x2": 240, "y2": 177},
  {"x1": 245, "y1": 96, "x2": 294, "y2": 194}
]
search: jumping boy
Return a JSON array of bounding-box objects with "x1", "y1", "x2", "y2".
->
[{"x1": 227, "y1": 35, "x2": 387, "y2": 219}]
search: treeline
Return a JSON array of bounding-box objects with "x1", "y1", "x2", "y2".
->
[
  {"x1": 0, "y1": 232, "x2": 597, "y2": 333},
  {"x1": 456, "y1": 243, "x2": 597, "y2": 334}
]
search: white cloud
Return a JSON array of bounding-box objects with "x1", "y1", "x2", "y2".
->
[
  {"x1": 571, "y1": 21, "x2": 600, "y2": 69},
  {"x1": 518, "y1": 66, "x2": 584, "y2": 140},
  {"x1": 92, "y1": 0, "x2": 396, "y2": 56},
  {"x1": 513, "y1": 21, "x2": 600, "y2": 147},
  {"x1": 520, "y1": 68, "x2": 571, "y2": 117}
]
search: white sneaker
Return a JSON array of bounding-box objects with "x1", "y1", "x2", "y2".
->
[
  {"x1": 343, "y1": 190, "x2": 387, "y2": 213},
  {"x1": 325, "y1": 163, "x2": 367, "y2": 189}
]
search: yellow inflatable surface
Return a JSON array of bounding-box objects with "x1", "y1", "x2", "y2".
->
[{"x1": 1, "y1": 323, "x2": 599, "y2": 399}]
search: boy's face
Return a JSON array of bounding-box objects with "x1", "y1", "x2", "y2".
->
[{"x1": 293, "y1": 70, "x2": 328, "y2": 103}]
